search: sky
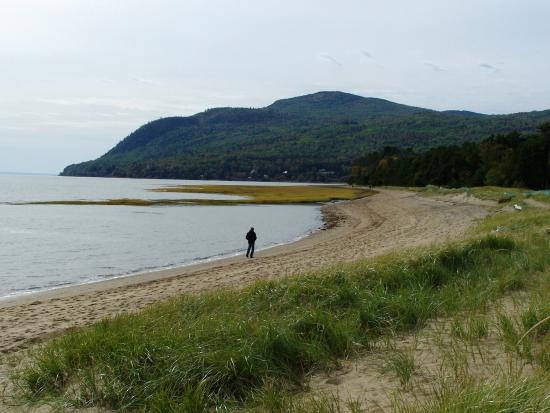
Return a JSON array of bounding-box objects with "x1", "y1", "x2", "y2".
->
[{"x1": 1, "y1": 0, "x2": 550, "y2": 173}]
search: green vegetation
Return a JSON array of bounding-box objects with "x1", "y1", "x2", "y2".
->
[
  {"x1": 18, "y1": 184, "x2": 371, "y2": 206},
  {"x1": 450, "y1": 316, "x2": 489, "y2": 341},
  {"x1": 496, "y1": 296, "x2": 550, "y2": 367},
  {"x1": 383, "y1": 350, "x2": 416, "y2": 388},
  {"x1": 59, "y1": 91, "x2": 550, "y2": 181},
  {"x1": 397, "y1": 376, "x2": 550, "y2": 413},
  {"x1": 11, "y1": 204, "x2": 550, "y2": 411},
  {"x1": 529, "y1": 191, "x2": 550, "y2": 205},
  {"x1": 151, "y1": 184, "x2": 371, "y2": 203},
  {"x1": 412, "y1": 185, "x2": 550, "y2": 207},
  {"x1": 418, "y1": 185, "x2": 525, "y2": 201},
  {"x1": 350, "y1": 124, "x2": 550, "y2": 189}
]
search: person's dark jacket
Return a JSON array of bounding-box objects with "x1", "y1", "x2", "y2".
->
[{"x1": 246, "y1": 230, "x2": 257, "y2": 243}]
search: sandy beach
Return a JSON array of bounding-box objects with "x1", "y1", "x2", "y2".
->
[{"x1": 0, "y1": 189, "x2": 491, "y2": 354}]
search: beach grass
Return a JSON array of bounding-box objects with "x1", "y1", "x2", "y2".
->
[
  {"x1": 382, "y1": 349, "x2": 416, "y2": 388},
  {"x1": 10, "y1": 203, "x2": 550, "y2": 411},
  {"x1": 412, "y1": 184, "x2": 550, "y2": 205},
  {"x1": 394, "y1": 375, "x2": 550, "y2": 413},
  {"x1": 17, "y1": 184, "x2": 372, "y2": 206}
]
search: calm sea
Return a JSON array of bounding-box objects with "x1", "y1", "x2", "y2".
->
[{"x1": 0, "y1": 175, "x2": 322, "y2": 299}]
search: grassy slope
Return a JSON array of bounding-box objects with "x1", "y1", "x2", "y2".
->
[
  {"x1": 9, "y1": 202, "x2": 550, "y2": 411},
  {"x1": 395, "y1": 207, "x2": 550, "y2": 413},
  {"x1": 17, "y1": 185, "x2": 372, "y2": 206}
]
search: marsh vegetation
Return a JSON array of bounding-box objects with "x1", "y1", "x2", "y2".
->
[{"x1": 18, "y1": 184, "x2": 372, "y2": 206}]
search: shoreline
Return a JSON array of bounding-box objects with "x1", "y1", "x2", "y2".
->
[
  {"x1": 0, "y1": 190, "x2": 491, "y2": 353},
  {"x1": 0, "y1": 210, "x2": 325, "y2": 305},
  {"x1": 0, "y1": 202, "x2": 338, "y2": 309}
]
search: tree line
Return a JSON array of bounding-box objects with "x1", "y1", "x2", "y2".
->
[{"x1": 349, "y1": 123, "x2": 550, "y2": 190}]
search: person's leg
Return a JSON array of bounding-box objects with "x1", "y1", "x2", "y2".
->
[
  {"x1": 250, "y1": 242, "x2": 255, "y2": 258},
  {"x1": 246, "y1": 242, "x2": 251, "y2": 257}
]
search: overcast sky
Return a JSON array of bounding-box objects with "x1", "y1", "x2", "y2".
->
[{"x1": 1, "y1": 0, "x2": 550, "y2": 173}]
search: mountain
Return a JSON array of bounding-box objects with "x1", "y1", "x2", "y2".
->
[
  {"x1": 266, "y1": 91, "x2": 427, "y2": 119},
  {"x1": 60, "y1": 91, "x2": 550, "y2": 181}
]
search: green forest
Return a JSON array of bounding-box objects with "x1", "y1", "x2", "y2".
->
[
  {"x1": 349, "y1": 124, "x2": 550, "y2": 190},
  {"x1": 60, "y1": 92, "x2": 550, "y2": 182}
]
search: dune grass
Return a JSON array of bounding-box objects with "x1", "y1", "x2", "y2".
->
[
  {"x1": 382, "y1": 350, "x2": 416, "y2": 388},
  {"x1": 416, "y1": 185, "x2": 525, "y2": 202},
  {"x1": 17, "y1": 184, "x2": 372, "y2": 206},
  {"x1": 495, "y1": 273, "x2": 550, "y2": 370},
  {"x1": 395, "y1": 375, "x2": 550, "y2": 413},
  {"x1": 11, "y1": 222, "x2": 549, "y2": 411},
  {"x1": 450, "y1": 316, "x2": 489, "y2": 342},
  {"x1": 414, "y1": 184, "x2": 550, "y2": 205},
  {"x1": 239, "y1": 375, "x2": 550, "y2": 413},
  {"x1": 390, "y1": 207, "x2": 550, "y2": 413}
]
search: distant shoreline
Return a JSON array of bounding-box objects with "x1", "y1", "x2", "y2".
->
[{"x1": 0, "y1": 171, "x2": 57, "y2": 176}]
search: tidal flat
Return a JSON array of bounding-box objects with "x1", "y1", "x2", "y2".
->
[{"x1": 17, "y1": 184, "x2": 373, "y2": 206}]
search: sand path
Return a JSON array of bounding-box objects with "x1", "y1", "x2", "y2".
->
[
  {"x1": 0, "y1": 189, "x2": 490, "y2": 354},
  {"x1": 308, "y1": 295, "x2": 531, "y2": 412}
]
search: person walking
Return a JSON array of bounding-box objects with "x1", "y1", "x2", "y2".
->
[{"x1": 245, "y1": 227, "x2": 257, "y2": 258}]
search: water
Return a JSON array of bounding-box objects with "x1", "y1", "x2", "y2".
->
[{"x1": 0, "y1": 176, "x2": 322, "y2": 299}]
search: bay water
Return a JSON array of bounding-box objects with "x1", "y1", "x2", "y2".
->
[{"x1": 0, "y1": 175, "x2": 322, "y2": 299}]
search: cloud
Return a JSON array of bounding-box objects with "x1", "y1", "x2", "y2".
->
[
  {"x1": 479, "y1": 63, "x2": 500, "y2": 73},
  {"x1": 131, "y1": 76, "x2": 156, "y2": 84},
  {"x1": 361, "y1": 50, "x2": 373, "y2": 59},
  {"x1": 36, "y1": 97, "x2": 166, "y2": 112},
  {"x1": 318, "y1": 53, "x2": 342, "y2": 67},
  {"x1": 424, "y1": 62, "x2": 446, "y2": 72}
]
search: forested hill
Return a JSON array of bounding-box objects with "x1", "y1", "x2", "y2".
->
[
  {"x1": 60, "y1": 91, "x2": 550, "y2": 181},
  {"x1": 349, "y1": 124, "x2": 550, "y2": 189}
]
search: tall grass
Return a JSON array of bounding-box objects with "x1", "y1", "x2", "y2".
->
[
  {"x1": 395, "y1": 375, "x2": 550, "y2": 413},
  {"x1": 450, "y1": 316, "x2": 489, "y2": 342},
  {"x1": 495, "y1": 275, "x2": 550, "y2": 372},
  {"x1": 13, "y1": 232, "x2": 548, "y2": 411},
  {"x1": 383, "y1": 350, "x2": 416, "y2": 388}
]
